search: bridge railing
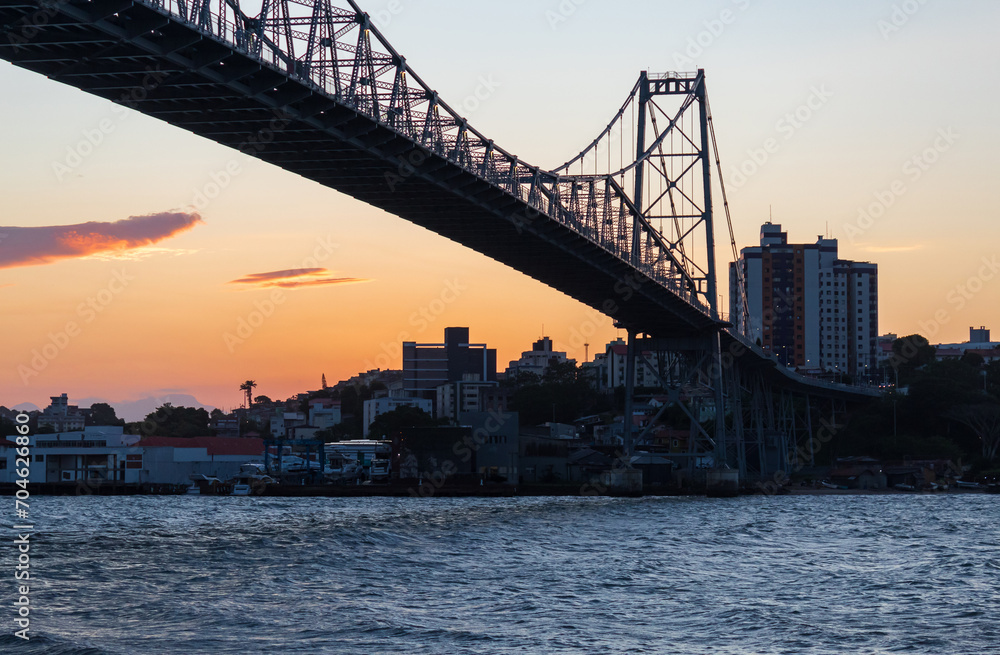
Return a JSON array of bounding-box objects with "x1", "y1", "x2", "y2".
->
[{"x1": 136, "y1": 0, "x2": 713, "y2": 318}]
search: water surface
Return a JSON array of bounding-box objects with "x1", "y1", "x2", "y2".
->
[{"x1": 3, "y1": 495, "x2": 998, "y2": 654}]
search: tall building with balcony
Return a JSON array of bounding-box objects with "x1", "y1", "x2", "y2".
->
[
  {"x1": 402, "y1": 327, "x2": 497, "y2": 400},
  {"x1": 730, "y1": 223, "x2": 878, "y2": 378}
]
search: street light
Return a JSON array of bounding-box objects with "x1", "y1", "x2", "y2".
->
[{"x1": 893, "y1": 365, "x2": 899, "y2": 439}]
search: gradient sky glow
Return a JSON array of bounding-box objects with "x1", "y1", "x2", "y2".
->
[{"x1": 2, "y1": 0, "x2": 999, "y2": 411}]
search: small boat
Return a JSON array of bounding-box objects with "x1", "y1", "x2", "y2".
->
[
  {"x1": 188, "y1": 474, "x2": 224, "y2": 495},
  {"x1": 820, "y1": 480, "x2": 848, "y2": 490},
  {"x1": 894, "y1": 483, "x2": 917, "y2": 492},
  {"x1": 956, "y1": 480, "x2": 982, "y2": 489},
  {"x1": 227, "y1": 463, "x2": 275, "y2": 496},
  {"x1": 231, "y1": 482, "x2": 251, "y2": 496}
]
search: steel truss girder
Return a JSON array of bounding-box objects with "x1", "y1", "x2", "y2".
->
[{"x1": 0, "y1": 0, "x2": 880, "y2": 414}]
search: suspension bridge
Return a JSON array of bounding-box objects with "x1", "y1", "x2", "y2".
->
[{"x1": 0, "y1": 0, "x2": 878, "y2": 485}]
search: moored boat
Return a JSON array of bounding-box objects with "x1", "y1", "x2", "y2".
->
[{"x1": 227, "y1": 463, "x2": 275, "y2": 496}]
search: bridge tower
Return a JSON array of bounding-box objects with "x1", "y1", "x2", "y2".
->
[{"x1": 0, "y1": 0, "x2": 877, "y2": 491}]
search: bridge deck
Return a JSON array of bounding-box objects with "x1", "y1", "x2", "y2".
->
[
  {"x1": 1, "y1": 0, "x2": 719, "y2": 338},
  {"x1": 0, "y1": 0, "x2": 879, "y2": 401}
]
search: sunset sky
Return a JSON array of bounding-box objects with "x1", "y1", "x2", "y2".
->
[{"x1": 2, "y1": 0, "x2": 999, "y2": 413}]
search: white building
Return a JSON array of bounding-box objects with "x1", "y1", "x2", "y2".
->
[
  {"x1": 876, "y1": 333, "x2": 898, "y2": 368},
  {"x1": 435, "y1": 379, "x2": 504, "y2": 422},
  {"x1": 581, "y1": 352, "x2": 608, "y2": 390},
  {"x1": 0, "y1": 426, "x2": 136, "y2": 484},
  {"x1": 504, "y1": 337, "x2": 573, "y2": 379},
  {"x1": 134, "y1": 436, "x2": 264, "y2": 484},
  {"x1": 603, "y1": 338, "x2": 670, "y2": 389},
  {"x1": 0, "y1": 427, "x2": 264, "y2": 485},
  {"x1": 37, "y1": 393, "x2": 86, "y2": 433},
  {"x1": 308, "y1": 398, "x2": 342, "y2": 430},
  {"x1": 362, "y1": 396, "x2": 433, "y2": 437},
  {"x1": 730, "y1": 223, "x2": 878, "y2": 377},
  {"x1": 932, "y1": 326, "x2": 1000, "y2": 353},
  {"x1": 270, "y1": 408, "x2": 308, "y2": 438}
]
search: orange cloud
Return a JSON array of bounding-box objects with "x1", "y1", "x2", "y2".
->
[
  {"x1": 0, "y1": 212, "x2": 202, "y2": 269},
  {"x1": 228, "y1": 268, "x2": 370, "y2": 289}
]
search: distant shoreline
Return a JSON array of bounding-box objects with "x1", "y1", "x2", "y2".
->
[
  {"x1": 779, "y1": 486, "x2": 993, "y2": 496},
  {"x1": 4, "y1": 481, "x2": 995, "y2": 498}
]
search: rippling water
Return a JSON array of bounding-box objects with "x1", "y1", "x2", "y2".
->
[{"x1": 2, "y1": 495, "x2": 999, "y2": 654}]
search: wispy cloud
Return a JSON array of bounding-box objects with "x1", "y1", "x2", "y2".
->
[
  {"x1": 228, "y1": 268, "x2": 370, "y2": 290},
  {"x1": 84, "y1": 246, "x2": 200, "y2": 262},
  {"x1": 0, "y1": 212, "x2": 202, "y2": 269},
  {"x1": 860, "y1": 244, "x2": 924, "y2": 253}
]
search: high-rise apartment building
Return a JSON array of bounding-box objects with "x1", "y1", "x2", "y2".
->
[
  {"x1": 402, "y1": 327, "x2": 497, "y2": 399},
  {"x1": 729, "y1": 223, "x2": 878, "y2": 378}
]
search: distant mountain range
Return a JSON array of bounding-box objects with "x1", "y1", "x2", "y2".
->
[{"x1": 9, "y1": 395, "x2": 216, "y2": 422}]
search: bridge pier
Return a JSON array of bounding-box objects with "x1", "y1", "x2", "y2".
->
[
  {"x1": 617, "y1": 333, "x2": 866, "y2": 489},
  {"x1": 623, "y1": 327, "x2": 637, "y2": 459}
]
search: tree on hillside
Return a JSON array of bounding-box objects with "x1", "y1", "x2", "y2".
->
[
  {"x1": 986, "y1": 359, "x2": 1000, "y2": 398},
  {"x1": 239, "y1": 380, "x2": 257, "y2": 408},
  {"x1": 135, "y1": 404, "x2": 212, "y2": 438},
  {"x1": 960, "y1": 351, "x2": 985, "y2": 369},
  {"x1": 890, "y1": 334, "x2": 936, "y2": 383},
  {"x1": 86, "y1": 402, "x2": 125, "y2": 427},
  {"x1": 898, "y1": 366, "x2": 983, "y2": 440},
  {"x1": 947, "y1": 404, "x2": 1000, "y2": 463},
  {"x1": 253, "y1": 395, "x2": 273, "y2": 406},
  {"x1": 0, "y1": 417, "x2": 17, "y2": 438},
  {"x1": 310, "y1": 388, "x2": 335, "y2": 400},
  {"x1": 509, "y1": 360, "x2": 611, "y2": 425},
  {"x1": 314, "y1": 422, "x2": 359, "y2": 442}
]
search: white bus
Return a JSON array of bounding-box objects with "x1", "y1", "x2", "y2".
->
[{"x1": 325, "y1": 440, "x2": 392, "y2": 481}]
